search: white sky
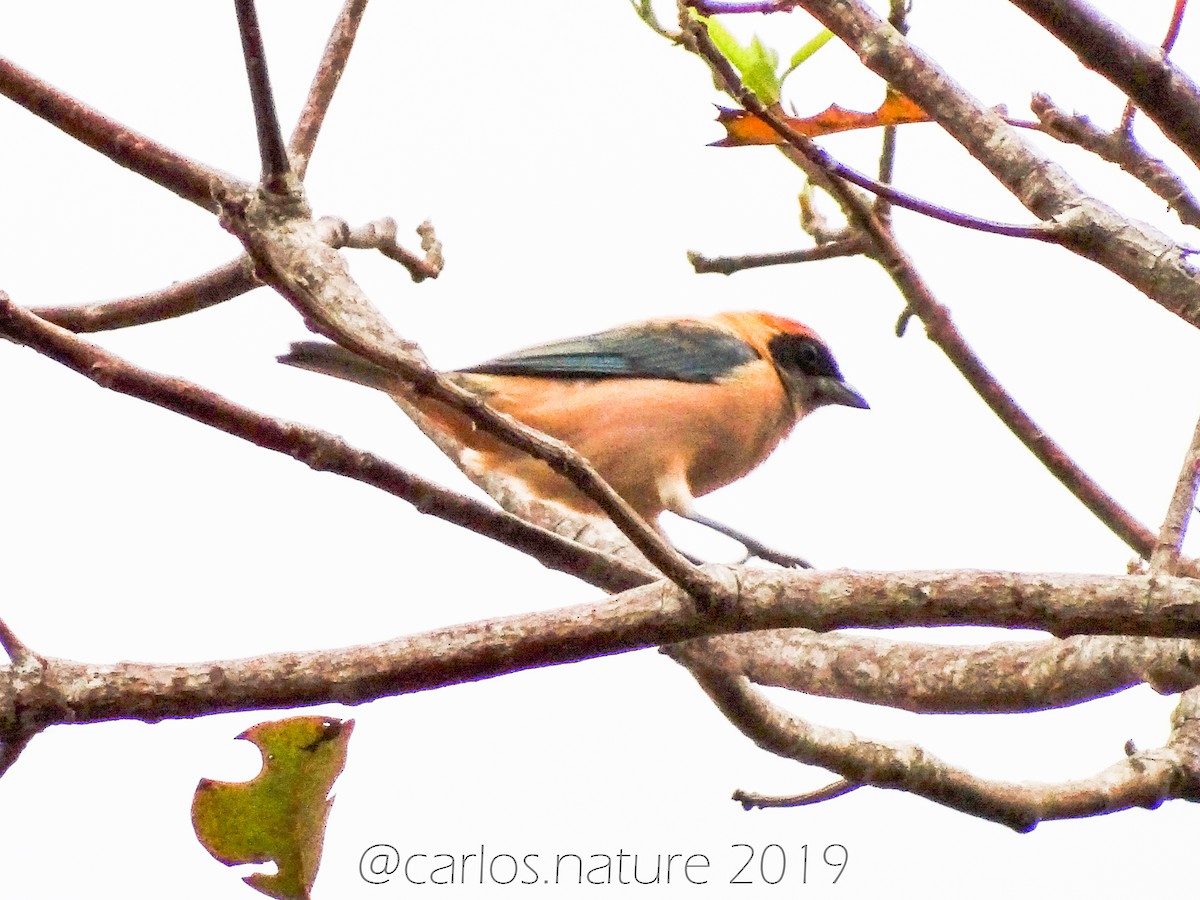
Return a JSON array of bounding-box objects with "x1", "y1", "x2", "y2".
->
[{"x1": 2, "y1": 0, "x2": 1199, "y2": 896}]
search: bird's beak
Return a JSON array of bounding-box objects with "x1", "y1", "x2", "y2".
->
[{"x1": 816, "y1": 377, "x2": 869, "y2": 410}]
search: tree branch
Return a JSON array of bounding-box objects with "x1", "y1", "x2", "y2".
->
[
  {"x1": 235, "y1": 0, "x2": 291, "y2": 191},
  {"x1": 671, "y1": 642, "x2": 1194, "y2": 830},
  {"x1": 785, "y1": 0, "x2": 1200, "y2": 333},
  {"x1": 7, "y1": 570, "x2": 1200, "y2": 736},
  {"x1": 1008, "y1": 0, "x2": 1200, "y2": 171},
  {"x1": 289, "y1": 0, "x2": 369, "y2": 177},
  {"x1": 733, "y1": 779, "x2": 859, "y2": 810},
  {"x1": 699, "y1": 631, "x2": 1200, "y2": 712},
  {"x1": 1029, "y1": 93, "x2": 1200, "y2": 228},
  {"x1": 1151, "y1": 408, "x2": 1200, "y2": 573},
  {"x1": 9, "y1": 2, "x2": 373, "y2": 333},
  {"x1": 28, "y1": 258, "x2": 256, "y2": 332},
  {"x1": 688, "y1": 235, "x2": 869, "y2": 275},
  {"x1": 0, "y1": 293, "x2": 651, "y2": 594},
  {"x1": 0, "y1": 55, "x2": 244, "y2": 212}
]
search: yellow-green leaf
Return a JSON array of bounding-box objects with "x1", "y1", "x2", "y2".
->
[
  {"x1": 192, "y1": 716, "x2": 354, "y2": 900},
  {"x1": 700, "y1": 15, "x2": 782, "y2": 105}
]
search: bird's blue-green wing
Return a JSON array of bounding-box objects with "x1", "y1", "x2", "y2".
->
[{"x1": 458, "y1": 320, "x2": 759, "y2": 383}]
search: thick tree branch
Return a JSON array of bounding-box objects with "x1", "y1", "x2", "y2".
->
[
  {"x1": 700, "y1": 631, "x2": 1200, "y2": 712},
  {"x1": 0, "y1": 56, "x2": 244, "y2": 212},
  {"x1": 7, "y1": 570, "x2": 1200, "y2": 735}
]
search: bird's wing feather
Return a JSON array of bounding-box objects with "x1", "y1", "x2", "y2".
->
[{"x1": 458, "y1": 319, "x2": 759, "y2": 383}]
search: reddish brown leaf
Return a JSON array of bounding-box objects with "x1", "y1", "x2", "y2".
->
[{"x1": 713, "y1": 92, "x2": 929, "y2": 147}]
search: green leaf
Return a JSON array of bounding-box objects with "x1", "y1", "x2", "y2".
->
[
  {"x1": 192, "y1": 716, "x2": 355, "y2": 900},
  {"x1": 701, "y1": 16, "x2": 782, "y2": 105},
  {"x1": 780, "y1": 29, "x2": 835, "y2": 85}
]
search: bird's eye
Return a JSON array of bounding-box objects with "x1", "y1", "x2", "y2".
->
[{"x1": 768, "y1": 333, "x2": 839, "y2": 378}]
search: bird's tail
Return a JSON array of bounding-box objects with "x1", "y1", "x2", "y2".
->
[{"x1": 277, "y1": 341, "x2": 401, "y2": 393}]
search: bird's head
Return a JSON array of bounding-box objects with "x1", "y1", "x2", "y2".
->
[{"x1": 714, "y1": 311, "x2": 869, "y2": 414}]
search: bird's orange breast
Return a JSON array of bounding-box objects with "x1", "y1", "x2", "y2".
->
[{"x1": 413, "y1": 359, "x2": 799, "y2": 520}]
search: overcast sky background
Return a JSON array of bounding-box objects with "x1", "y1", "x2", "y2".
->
[{"x1": 3, "y1": 1, "x2": 1199, "y2": 896}]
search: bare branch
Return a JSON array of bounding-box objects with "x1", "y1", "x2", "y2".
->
[
  {"x1": 1151, "y1": 410, "x2": 1200, "y2": 573},
  {"x1": 1120, "y1": 0, "x2": 1190, "y2": 134},
  {"x1": 1030, "y1": 93, "x2": 1200, "y2": 228},
  {"x1": 290, "y1": 0, "x2": 369, "y2": 176},
  {"x1": 29, "y1": 258, "x2": 256, "y2": 333},
  {"x1": 0, "y1": 294, "x2": 652, "y2": 594},
  {"x1": 316, "y1": 216, "x2": 443, "y2": 282},
  {"x1": 8, "y1": 570, "x2": 1200, "y2": 734},
  {"x1": 699, "y1": 631, "x2": 1200, "y2": 712},
  {"x1": 235, "y1": 0, "x2": 291, "y2": 191},
  {"x1": 0, "y1": 618, "x2": 46, "y2": 781},
  {"x1": 0, "y1": 618, "x2": 31, "y2": 666},
  {"x1": 733, "y1": 779, "x2": 860, "y2": 810},
  {"x1": 688, "y1": 235, "x2": 869, "y2": 275},
  {"x1": 672, "y1": 642, "x2": 1190, "y2": 830},
  {"x1": 1009, "y1": 0, "x2": 1200, "y2": 171},
  {"x1": 5, "y1": 1, "x2": 370, "y2": 334},
  {"x1": 27, "y1": 213, "x2": 439, "y2": 334},
  {"x1": 0, "y1": 56, "x2": 244, "y2": 212}
]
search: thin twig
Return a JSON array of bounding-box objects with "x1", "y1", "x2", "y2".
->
[
  {"x1": 1151, "y1": 409, "x2": 1200, "y2": 573},
  {"x1": 290, "y1": 0, "x2": 369, "y2": 176},
  {"x1": 0, "y1": 294, "x2": 652, "y2": 595},
  {"x1": 316, "y1": 216, "x2": 443, "y2": 282},
  {"x1": 0, "y1": 618, "x2": 30, "y2": 666},
  {"x1": 0, "y1": 56, "x2": 242, "y2": 212},
  {"x1": 681, "y1": 12, "x2": 1164, "y2": 563},
  {"x1": 1120, "y1": 0, "x2": 1189, "y2": 135},
  {"x1": 874, "y1": 0, "x2": 909, "y2": 222},
  {"x1": 734, "y1": 779, "x2": 860, "y2": 809},
  {"x1": 688, "y1": 235, "x2": 868, "y2": 274},
  {"x1": 29, "y1": 258, "x2": 256, "y2": 332},
  {"x1": 234, "y1": 0, "x2": 291, "y2": 191}
]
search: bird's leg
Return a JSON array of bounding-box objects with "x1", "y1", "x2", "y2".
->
[{"x1": 678, "y1": 510, "x2": 813, "y2": 569}]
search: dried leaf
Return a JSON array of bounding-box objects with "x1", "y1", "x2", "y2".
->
[{"x1": 713, "y1": 92, "x2": 928, "y2": 147}]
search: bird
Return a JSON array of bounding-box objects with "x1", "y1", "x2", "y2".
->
[{"x1": 278, "y1": 311, "x2": 867, "y2": 567}]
